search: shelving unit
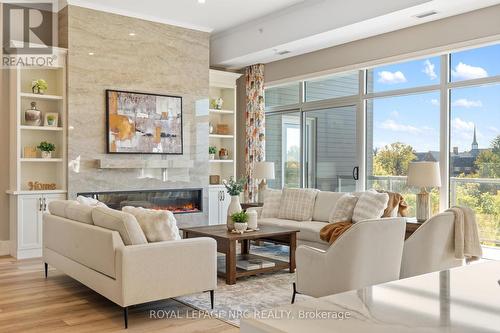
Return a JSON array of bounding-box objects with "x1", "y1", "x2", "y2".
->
[
  {"x1": 7, "y1": 47, "x2": 68, "y2": 259},
  {"x1": 208, "y1": 69, "x2": 242, "y2": 226}
]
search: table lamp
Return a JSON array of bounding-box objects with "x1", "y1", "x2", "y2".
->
[
  {"x1": 407, "y1": 161, "x2": 441, "y2": 222},
  {"x1": 254, "y1": 162, "x2": 275, "y2": 203}
]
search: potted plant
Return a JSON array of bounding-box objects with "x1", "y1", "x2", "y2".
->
[
  {"x1": 37, "y1": 141, "x2": 55, "y2": 159},
  {"x1": 223, "y1": 177, "x2": 247, "y2": 231},
  {"x1": 31, "y1": 79, "x2": 48, "y2": 94},
  {"x1": 231, "y1": 211, "x2": 249, "y2": 232},
  {"x1": 209, "y1": 146, "x2": 217, "y2": 160}
]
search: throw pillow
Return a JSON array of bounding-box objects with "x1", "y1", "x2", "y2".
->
[
  {"x1": 92, "y1": 207, "x2": 147, "y2": 245},
  {"x1": 261, "y1": 189, "x2": 282, "y2": 218},
  {"x1": 328, "y1": 194, "x2": 359, "y2": 223},
  {"x1": 351, "y1": 191, "x2": 389, "y2": 223},
  {"x1": 122, "y1": 206, "x2": 181, "y2": 242},
  {"x1": 278, "y1": 188, "x2": 319, "y2": 221},
  {"x1": 77, "y1": 195, "x2": 107, "y2": 207}
]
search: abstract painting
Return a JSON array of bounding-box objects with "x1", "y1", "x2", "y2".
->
[{"x1": 106, "y1": 90, "x2": 183, "y2": 154}]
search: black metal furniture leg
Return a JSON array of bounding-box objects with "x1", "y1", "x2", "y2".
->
[
  {"x1": 44, "y1": 263, "x2": 48, "y2": 278},
  {"x1": 123, "y1": 306, "x2": 129, "y2": 329},
  {"x1": 291, "y1": 282, "x2": 297, "y2": 304},
  {"x1": 210, "y1": 290, "x2": 214, "y2": 309}
]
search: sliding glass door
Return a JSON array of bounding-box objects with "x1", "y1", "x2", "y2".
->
[
  {"x1": 266, "y1": 111, "x2": 301, "y2": 189},
  {"x1": 304, "y1": 105, "x2": 358, "y2": 192}
]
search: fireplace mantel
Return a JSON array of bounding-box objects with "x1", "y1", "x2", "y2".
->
[{"x1": 97, "y1": 159, "x2": 194, "y2": 169}]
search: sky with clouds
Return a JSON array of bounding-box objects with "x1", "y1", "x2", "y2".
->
[{"x1": 371, "y1": 43, "x2": 500, "y2": 154}]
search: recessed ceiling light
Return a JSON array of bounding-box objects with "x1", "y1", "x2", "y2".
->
[
  {"x1": 88, "y1": 52, "x2": 94, "y2": 56},
  {"x1": 415, "y1": 10, "x2": 438, "y2": 19},
  {"x1": 198, "y1": 0, "x2": 206, "y2": 4},
  {"x1": 129, "y1": 32, "x2": 136, "y2": 36}
]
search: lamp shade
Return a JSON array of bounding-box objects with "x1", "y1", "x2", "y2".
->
[
  {"x1": 254, "y1": 162, "x2": 275, "y2": 180},
  {"x1": 407, "y1": 162, "x2": 441, "y2": 188}
]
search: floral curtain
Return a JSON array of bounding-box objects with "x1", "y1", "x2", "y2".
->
[{"x1": 244, "y1": 64, "x2": 265, "y2": 202}]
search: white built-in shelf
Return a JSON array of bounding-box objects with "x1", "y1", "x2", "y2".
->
[
  {"x1": 209, "y1": 109, "x2": 234, "y2": 114},
  {"x1": 209, "y1": 159, "x2": 234, "y2": 163},
  {"x1": 209, "y1": 134, "x2": 234, "y2": 139},
  {"x1": 6, "y1": 189, "x2": 67, "y2": 195},
  {"x1": 20, "y1": 158, "x2": 63, "y2": 163},
  {"x1": 20, "y1": 92, "x2": 63, "y2": 100},
  {"x1": 20, "y1": 125, "x2": 63, "y2": 131}
]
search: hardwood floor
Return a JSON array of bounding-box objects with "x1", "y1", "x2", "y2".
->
[{"x1": 0, "y1": 256, "x2": 239, "y2": 333}]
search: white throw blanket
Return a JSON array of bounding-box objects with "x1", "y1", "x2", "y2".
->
[{"x1": 445, "y1": 206, "x2": 482, "y2": 263}]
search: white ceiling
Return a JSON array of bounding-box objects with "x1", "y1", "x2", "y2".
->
[
  {"x1": 66, "y1": 0, "x2": 305, "y2": 32},
  {"x1": 65, "y1": 0, "x2": 500, "y2": 68}
]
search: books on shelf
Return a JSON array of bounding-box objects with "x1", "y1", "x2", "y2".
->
[{"x1": 236, "y1": 258, "x2": 276, "y2": 271}]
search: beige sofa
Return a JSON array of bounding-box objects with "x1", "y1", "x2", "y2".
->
[
  {"x1": 43, "y1": 201, "x2": 217, "y2": 328},
  {"x1": 249, "y1": 191, "x2": 398, "y2": 250}
]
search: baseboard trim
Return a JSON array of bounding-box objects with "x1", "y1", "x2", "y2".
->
[{"x1": 0, "y1": 241, "x2": 10, "y2": 256}]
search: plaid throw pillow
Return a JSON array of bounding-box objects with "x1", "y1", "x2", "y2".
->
[
  {"x1": 261, "y1": 189, "x2": 282, "y2": 218},
  {"x1": 278, "y1": 188, "x2": 319, "y2": 221}
]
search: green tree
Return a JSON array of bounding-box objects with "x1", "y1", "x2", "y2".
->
[
  {"x1": 373, "y1": 142, "x2": 417, "y2": 176},
  {"x1": 475, "y1": 150, "x2": 500, "y2": 178},
  {"x1": 491, "y1": 135, "x2": 500, "y2": 154}
]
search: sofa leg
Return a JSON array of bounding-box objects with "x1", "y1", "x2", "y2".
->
[
  {"x1": 44, "y1": 263, "x2": 48, "y2": 279},
  {"x1": 123, "y1": 306, "x2": 128, "y2": 329},
  {"x1": 291, "y1": 282, "x2": 297, "y2": 304},
  {"x1": 210, "y1": 290, "x2": 214, "y2": 309}
]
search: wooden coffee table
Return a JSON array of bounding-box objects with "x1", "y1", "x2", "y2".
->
[{"x1": 181, "y1": 225, "x2": 299, "y2": 285}]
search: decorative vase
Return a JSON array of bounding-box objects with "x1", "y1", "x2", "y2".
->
[
  {"x1": 41, "y1": 151, "x2": 52, "y2": 159},
  {"x1": 209, "y1": 154, "x2": 215, "y2": 160},
  {"x1": 226, "y1": 195, "x2": 242, "y2": 231},
  {"x1": 25, "y1": 102, "x2": 42, "y2": 126},
  {"x1": 209, "y1": 122, "x2": 214, "y2": 134},
  {"x1": 247, "y1": 210, "x2": 258, "y2": 230},
  {"x1": 234, "y1": 222, "x2": 248, "y2": 232},
  {"x1": 219, "y1": 148, "x2": 229, "y2": 160}
]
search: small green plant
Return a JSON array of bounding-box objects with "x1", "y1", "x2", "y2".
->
[
  {"x1": 209, "y1": 146, "x2": 217, "y2": 154},
  {"x1": 32, "y1": 79, "x2": 48, "y2": 93},
  {"x1": 223, "y1": 177, "x2": 246, "y2": 196},
  {"x1": 37, "y1": 141, "x2": 55, "y2": 152},
  {"x1": 231, "y1": 211, "x2": 248, "y2": 223}
]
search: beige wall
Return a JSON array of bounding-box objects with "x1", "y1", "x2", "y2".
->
[
  {"x1": 265, "y1": 4, "x2": 500, "y2": 84},
  {"x1": 65, "y1": 6, "x2": 210, "y2": 226}
]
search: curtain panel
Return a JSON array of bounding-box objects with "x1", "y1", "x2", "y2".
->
[{"x1": 244, "y1": 64, "x2": 265, "y2": 202}]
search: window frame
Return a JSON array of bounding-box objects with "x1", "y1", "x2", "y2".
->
[{"x1": 264, "y1": 42, "x2": 500, "y2": 213}]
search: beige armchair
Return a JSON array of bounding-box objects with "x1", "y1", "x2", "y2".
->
[
  {"x1": 400, "y1": 212, "x2": 463, "y2": 279},
  {"x1": 293, "y1": 217, "x2": 406, "y2": 302}
]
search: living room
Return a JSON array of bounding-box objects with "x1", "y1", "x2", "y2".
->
[{"x1": 0, "y1": 0, "x2": 499, "y2": 332}]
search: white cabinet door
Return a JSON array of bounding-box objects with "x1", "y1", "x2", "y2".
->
[
  {"x1": 18, "y1": 195, "x2": 42, "y2": 251},
  {"x1": 220, "y1": 189, "x2": 231, "y2": 221},
  {"x1": 208, "y1": 187, "x2": 221, "y2": 225},
  {"x1": 43, "y1": 193, "x2": 66, "y2": 213}
]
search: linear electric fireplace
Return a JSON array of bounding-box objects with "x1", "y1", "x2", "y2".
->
[{"x1": 78, "y1": 188, "x2": 203, "y2": 214}]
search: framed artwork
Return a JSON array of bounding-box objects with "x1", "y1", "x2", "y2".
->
[
  {"x1": 44, "y1": 112, "x2": 59, "y2": 127},
  {"x1": 106, "y1": 90, "x2": 183, "y2": 154}
]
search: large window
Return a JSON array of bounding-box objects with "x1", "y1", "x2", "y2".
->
[
  {"x1": 264, "y1": 83, "x2": 300, "y2": 108},
  {"x1": 367, "y1": 92, "x2": 441, "y2": 216},
  {"x1": 264, "y1": 42, "x2": 500, "y2": 250},
  {"x1": 367, "y1": 56, "x2": 441, "y2": 93},
  {"x1": 450, "y1": 43, "x2": 500, "y2": 82},
  {"x1": 305, "y1": 72, "x2": 358, "y2": 102},
  {"x1": 450, "y1": 84, "x2": 500, "y2": 246}
]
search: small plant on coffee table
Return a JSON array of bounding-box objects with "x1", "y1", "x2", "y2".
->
[{"x1": 231, "y1": 211, "x2": 248, "y2": 224}]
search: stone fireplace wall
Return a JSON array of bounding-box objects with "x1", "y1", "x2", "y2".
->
[{"x1": 64, "y1": 6, "x2": 210, "y2": 226}]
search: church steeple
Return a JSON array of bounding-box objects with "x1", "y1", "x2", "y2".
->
[{"x1": 471, "y1": 125, "x2": 479, "y2": 153}]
